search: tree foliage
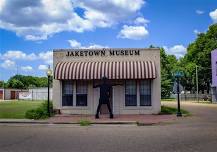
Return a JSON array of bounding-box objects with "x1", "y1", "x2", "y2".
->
[
  {"x1": 160, "y1": 48, "x2": 178, "y2": 98},
  {"x1": 5, "y1": 75, "x2": 52, "y2": 89},
  {"x1": 180, "y1": 23, "x2": 217, "y2": 93}
]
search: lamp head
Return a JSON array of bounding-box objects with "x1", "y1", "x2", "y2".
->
[{"x1": 46, "y1": 66, "x2": 52, "y2": 76}]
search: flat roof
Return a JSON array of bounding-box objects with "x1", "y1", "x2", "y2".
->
[{"x1": 53, "y1": 48, "x2": 160, "y2": 52}]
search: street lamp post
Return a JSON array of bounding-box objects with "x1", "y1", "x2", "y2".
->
[
  {"x1": 175, "y1": 71, "x2": 183, "y2": 117},
  {"x1": 196, "y1": 65, "x2": 199, "y2": 102},
  {"x1": 46, "y1": 65, "x2": 52, "y2": 117}
]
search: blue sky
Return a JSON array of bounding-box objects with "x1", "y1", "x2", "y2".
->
[{"x1": 0, "y1": 0, "x2": 217, "y2": 80}]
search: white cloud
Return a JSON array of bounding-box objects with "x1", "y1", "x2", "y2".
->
[
  {"x1": 0, "y1": 59, "x2": 16, "y2": 69},
  {"x1": 68, "y1": 40, "x2": 81, "y2": 48},
  {"x1": 193, "y1": 29, "x2": 200, "y2": 35},
  {"x1": 210, "y1": 9, "x2": 217, "y2": 23},
  {"x1": 38, "y1": 64, "x2": 48, "y2": 71},
  {"x1": 134, "y1": 17, "x2": 149, "y2": 26},
  {"x1": 163, "y1": 45, "x2": 187, "y2": 59},
  {"x1": 0, "y1": 50, "x2": 53, "y2": 65},
  {"x1": 0, "y1": 0, "x2": 5, "y2": 12},
  {"x1": 1, "y1": 50, "x2": 37, "y2": 60},
  {"x1": 196, "y1": 10, "x2": 204, "y2": 15},
  {"x1": 38, "y1": 51, "x2": 53, "y2": 64},
  {"x1": 68, "y1": 39, "x2": 108, "y2": 49},
  {"x1": 81, "y1": 0, "x2": 145, "y2": 28},
  {"x1": 117, "y1": 25, "x2": 149, "y2": 40},
  {"x1": 86, "y1": 44, "x2": 108, "y2": 49},
  {"x1": 0, "y1": 0, "x2": 145, "y2": 41},
  {"x1": 21, "y1": 66, "x2": 33, "y2": 72}
]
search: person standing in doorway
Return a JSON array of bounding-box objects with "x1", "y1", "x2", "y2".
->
[{"x1": 93, "y1": 77, "x2": 121, "y2": 119}]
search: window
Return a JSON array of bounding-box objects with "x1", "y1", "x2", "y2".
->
[
  {"x1": 140, "y1": 80, "x2": 151, "y2": 106},
  {"x1": 62, "y1": 81, "x2": 73, "y2": 106},
  {"x1": 125, "y1": 80, "x2": 137, "y2": 106},
  {"x1": 76, "y1": 81, "x2": 88, "y2": 106}
]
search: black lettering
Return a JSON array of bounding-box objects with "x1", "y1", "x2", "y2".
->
[
  {"x1": 110, "y1": 50, "x2": 115, "y2": 56},
  {"x1": 74, "y1": 51, "x2": 79, "y2": 56},
  {"x1": 116, "y1": 50, "x2": 120, "y2": 55},
  {"x1": 125, "y1": 50, "x2": 129, "y2": 55},
  {"x1": 120, "y1": 50, "x2": 124, "y2": 55},
  {"x1": 89, "y1": 51, "x2": 93, "y2": 56},
  {"x1": 94, "y1": 50, "x2": 100, "y2": 56},
  {"x1": 135, "y1": 50, "x2": 140, "y2": 55},
  {"x1": 84, "y1": 51, "x2": 88, "y2": 56},
  {"x1": 66, "y1": 51, "x2": 69, "y2": 56},
  {"x1": 71, "y1": 51, "x2": 75, "y2": 56},
  {"x1": 101, "y1": 50, "x2": 106, "y2": 56},
  {"x1": 80, "y1": 51, "x2": 84, "y2": 56},
  {"x1": 129, "y1": 50, "x2": 133, "y2": 55}
]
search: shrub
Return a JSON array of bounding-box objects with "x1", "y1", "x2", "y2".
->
[
  {"x1": 25, "y1": 101, "x2": 53, "y2": 120},
  {"x1": 79, "y1": 119, "x2": 91, "y2": 126}
]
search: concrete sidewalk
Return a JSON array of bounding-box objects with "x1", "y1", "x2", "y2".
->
[
  {"x1": 0, "y1": 114, "x2": 177, "y2": 125},
  {"x1": 49, "y1": 114, "x2": 177, "y2": 125}
]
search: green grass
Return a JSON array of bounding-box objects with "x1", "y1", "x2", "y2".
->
[
  {"x1": 160, "y1": 105, "x2": 191, "y2": 116},
  {"x1": 161, "y1": 98, "x2": 176, "y2": 102},
  {"x1": 0, "y1": 101, "x2": 43, "y2": 119},
  {"x1": 79, "y1": 119, "x2": 91, "y2": 126}
]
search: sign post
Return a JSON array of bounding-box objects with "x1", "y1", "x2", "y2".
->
[{"x1": 174, "y1": 71, "x2": 183, "y2": 117}]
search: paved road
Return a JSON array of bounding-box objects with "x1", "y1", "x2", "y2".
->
[{"x1": 0, "y1": 102, "x2": 217, "y2": 152}]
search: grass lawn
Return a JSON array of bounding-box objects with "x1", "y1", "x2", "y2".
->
[
  {"x1": 160, "y1": 105, "x2": 191, "y2": 116},
  {"x1": 0, "y1": 100, "x2": 43, "y2": 119}
]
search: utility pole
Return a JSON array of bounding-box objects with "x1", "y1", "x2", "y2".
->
[
  {"x1": 196, "y1": 65, "x2": 199, "y2": 102},
  {"x1": 16, "y1": 65, "x2": 19, "y2": 75}
]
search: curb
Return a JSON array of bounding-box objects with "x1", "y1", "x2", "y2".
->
[{"x1": 0, "y1": 120, "x2": 158, "y2": 126}]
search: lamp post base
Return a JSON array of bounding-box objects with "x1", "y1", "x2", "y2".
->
[{"x1": 176, "y1": 112, "x2": 182, "y2": 117}]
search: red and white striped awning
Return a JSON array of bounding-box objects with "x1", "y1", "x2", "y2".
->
[{"x1": 54, "y1": 61, "x2": 156, "y2": 80}]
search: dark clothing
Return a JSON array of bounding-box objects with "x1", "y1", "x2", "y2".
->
[
  {"x1": 94, "y1": 83, "x2": 113, "y2": 118},
  {"x1": 96, "y1": 102, "x2": 113, "y2": 118},
  {"x1": 99, "y1": 84, "x2": 111, "y2": 103}
]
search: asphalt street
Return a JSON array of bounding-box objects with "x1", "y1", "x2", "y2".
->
[{"x1": 0, "y1": 102, "x2": 217, "y2": 152}]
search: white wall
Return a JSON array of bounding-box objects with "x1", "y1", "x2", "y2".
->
[{"x1": 53, "y1": 48, "x2": 161, "y2": 114}]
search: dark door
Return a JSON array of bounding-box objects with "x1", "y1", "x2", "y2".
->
[
  {"x1": 11, "y1": 91, "x2": 16, "y2": 99},
  {"x1": 0, "y1": 90, "x2": 3, "y2": 100}
]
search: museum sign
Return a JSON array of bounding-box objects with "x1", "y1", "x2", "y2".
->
[{"x1": 66, "y1": 49, "x2": 140, "y2": 57}]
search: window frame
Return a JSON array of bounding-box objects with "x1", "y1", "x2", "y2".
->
[
  {"x1": 62, "y1": 80, "x2": 73, "y2": 106},
  {"x1": 139, "y1": 80, "x2": 152, "y2": 106},
  {"x1": 76, "y1": 81, "x2": 88, "y2": 107},
  {"x1": 125, "y1": 80, "x2": 137, "y2": 106}
]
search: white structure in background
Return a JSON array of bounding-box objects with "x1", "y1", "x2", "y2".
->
[
  {"x1": 18, "y1": 92, "x2": 32, "y2": 100},
  {"x1": 0, "y1": 88, "x2": 52, "y2": 101},
  {"x1": 29, "y1": 88, "x2": 53, "y2": 101}
]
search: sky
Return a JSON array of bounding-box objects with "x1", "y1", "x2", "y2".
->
[{"x1": 0, "y1": 0, "x2": 217, "y2": 80}]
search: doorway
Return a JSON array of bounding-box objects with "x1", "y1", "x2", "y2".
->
[
  {"x1": 100, "y1": 91, "x2": 113, "y2": 114},
  {"x1": 0, "y1": 90, "x2": 3, "y2": 100}
]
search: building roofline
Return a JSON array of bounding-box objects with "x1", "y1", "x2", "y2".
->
[{"x1": 53, "y1": 48, "x2": 160, "y2": 52}]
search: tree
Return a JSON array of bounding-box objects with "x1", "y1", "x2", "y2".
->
[
  {"x1": 181, "y1": 23, "x2": 217, "y2": 93},
  {"x1": 5, "y1": 75, "x2": 52, "y2": 89},
  {"x1": 0, "y1": 81, "x2": 6, "y2": 88},
  {"x1": 160, "y1": 48, "x2": 178, "y2": 98},
  {"x1": 7, "y1": 79, "x2": 25, "y2": 89}
]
